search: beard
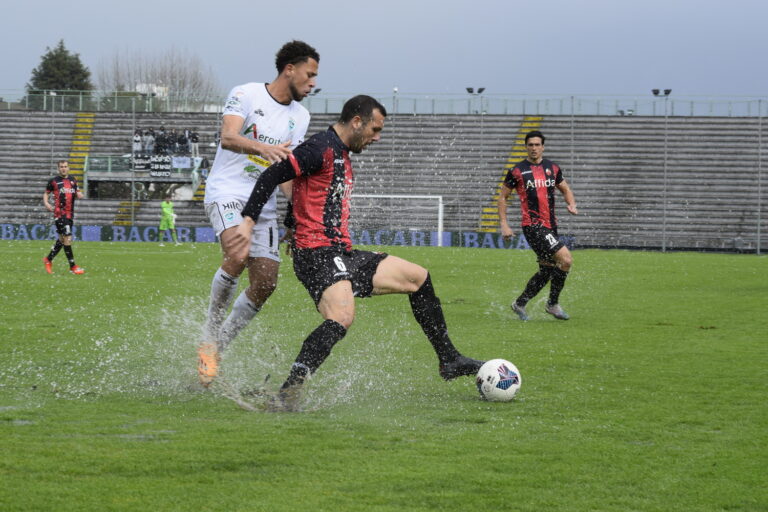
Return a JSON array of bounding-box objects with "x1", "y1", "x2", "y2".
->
[
  {"x1": 348, "y1": 132, "x2": 366, "y2": 153},
  {"x1": 289, "y1": 83, "x2": 304, "y2": 102}
]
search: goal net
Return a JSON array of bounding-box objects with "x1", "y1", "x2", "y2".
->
[{"x1": 349, "y1": 194, "x2": 445, "y2": 246}]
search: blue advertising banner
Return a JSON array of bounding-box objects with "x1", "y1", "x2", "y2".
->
[{"x1": 0, "y1": 223, "x2": 572, "y2": 249}]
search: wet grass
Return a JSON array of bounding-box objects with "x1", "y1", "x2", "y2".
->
[{"x1": 1, "y1": 240, "x2": 766, "y2": 511}]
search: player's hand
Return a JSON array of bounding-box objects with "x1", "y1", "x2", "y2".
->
[
  {"x1": 223, "y1": 219, "x2": 255, "y2": 265},
  {"x1": 44, "y1": 203, "x2": 53, "y2": 212},
  {"x1": 500, "y1": 225, "x2": 515, "y2": 241},
  {"x1": 259, "y1": 141, "x2": 292, "y2": 163},
  {"x1": 280, "y1": 228, "x2": 294, "y2": 257},
  {"x1": 567, "y1": 204, "x2": 579, "y2": 215}
]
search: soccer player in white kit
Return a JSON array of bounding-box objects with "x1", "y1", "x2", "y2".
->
[{"x1": 199, "y1": 40, "x2": 319, "y2": 386}]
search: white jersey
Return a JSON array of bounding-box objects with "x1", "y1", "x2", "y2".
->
[{"x1": 204, "y1": 82, "x2": 310, "y2": 227}]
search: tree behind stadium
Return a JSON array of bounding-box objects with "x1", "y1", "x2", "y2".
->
[
  {"x1": 26, "y1": 40, "x2": 93, "y2": 111},
  {"x1": 95, "y1": 47, "x2": 221, "y2": 112}
]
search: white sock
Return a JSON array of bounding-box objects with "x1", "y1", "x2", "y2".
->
[
  {"x1": 204, "y1": 267, "x2": 239, "y2": 341},
  {"x1": 219, "y1": 290, "x2": 261, "y2": 351}
]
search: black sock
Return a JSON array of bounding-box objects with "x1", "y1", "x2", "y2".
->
[
  {"x1": 516, "y1": 264, "x2": 553, "y2": 306},
  {"x1": 47, "y1": 240, "x2": 63, "y2": 261},
  {"x1": 548, "y1": 268, "x2": 569, "y2": 306},
  {"x1": 408, "y1": 273, "x2": 461, "y2": 364},
  {"x1": 282, "y1": 319, "x2": 347, "y2": 389},
  {"x1": 63, "y1": 245, "x2": 76, "y2": 267}
]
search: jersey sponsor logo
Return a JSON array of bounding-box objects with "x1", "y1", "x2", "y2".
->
[
  {"x1": 333, "y1": 159, "x2": 345, "y2": 164},
  {"x1": 244, "y1": 124, "x2": 284, "y2": 146},
  {"x1": 224, "y1": 96, "x2": 242, "y2": 112},
  {"x1": 246, "y1": 154, "x2": 271, "y2": 168},
  {"x1": 256, "y1": 133, "x2": 283, "y2": 145},
  {"x1": 59, "y1": 187, "x2": 77, "y2": 194},
  {"x1": 526, "y1": 178, "x2": 557, "y2": 189},
  {"x1": 222, "y1": 200, "x2": 242, "y2": 211},
  {"x1": 244, "y1": 123, "x2": 258, "y2": 138}
]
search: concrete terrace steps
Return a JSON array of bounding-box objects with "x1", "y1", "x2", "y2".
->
[{"x1": 1, "y1": 111, "x2": 765, "y2": 250}]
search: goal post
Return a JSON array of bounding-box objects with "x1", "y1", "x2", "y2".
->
[{"x1": 351, "y1": 194, "x2": 445, "y2": 247}]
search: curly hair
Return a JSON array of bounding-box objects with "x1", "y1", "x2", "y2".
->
[{"x1": 275, "y1": 40, "x2": 320, "y2": 73}]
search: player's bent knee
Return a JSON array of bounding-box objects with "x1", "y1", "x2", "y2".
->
[{"x1": 326, "y1": 312, "x2": 354, "y2": 330}]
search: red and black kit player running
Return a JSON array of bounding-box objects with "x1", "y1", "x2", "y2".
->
[
  {"x1": 230, "y1": 95, "x2": 484, "y2": 410},
  {"x1": 43, "y1": 160, "x2": 85, "y2": 274},
  {"x1": 498, "y1": 130, "x2": 578, "y2": 320}
]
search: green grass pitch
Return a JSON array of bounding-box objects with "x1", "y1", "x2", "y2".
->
[{"x1": 1, "y1": 240, "x2": 766, "y2": 511}]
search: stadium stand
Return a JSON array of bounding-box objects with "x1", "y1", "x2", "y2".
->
[{"x1": 1, "y1": 110, "x2": 765, "y2": 251}]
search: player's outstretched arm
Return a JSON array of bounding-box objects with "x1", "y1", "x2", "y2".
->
[
  {"x1": 241, "y1": 159, "x2": 296, "y2": 224},
  {"x1": 43, "y1": 191, "x2": 53, "y2": 212},
  {"x1": 498, "y1": 184, "x2": 515, "y2": 240},
  {"x1": 557, "y1": 181, "x2": 578, "y2": 215},
  {"x1": 220, "y1": 115, "x2": 292, "y2": 163}
]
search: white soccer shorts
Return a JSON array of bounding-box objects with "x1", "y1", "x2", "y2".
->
[{"x1": 205, "y1": 200, "x2": 280, "y2": 262}]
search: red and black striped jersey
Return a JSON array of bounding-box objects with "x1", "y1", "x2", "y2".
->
[
  {"x1": 286, "y1": 127, "x2": 354, "y2": 250},
  {"x1": 504, "y1": 158, "x2": 564, "y2": 229},
  {"x1": 46, "y1": 175, "x2": 79, "y2": 219}
]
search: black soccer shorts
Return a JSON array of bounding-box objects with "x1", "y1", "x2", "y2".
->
[
  {"x1": 522, "y1": 224, "x2": 565, "y2": 263},
  {"x1": 54, "y1": 217, "x2": 74, "y2": 237},
  {"x1": 292, "y1": 246, "x2": 389, "y2": 305}
]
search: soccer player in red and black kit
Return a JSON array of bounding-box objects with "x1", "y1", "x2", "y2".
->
[
  {"x1": 230, "y1": 95, "x2": 484, "y2": 410},
  {"x1": 43, "y1": 160, "x2": 85, "y2": 274},
  {"x1": 498, "y1": 131, "x2": 578, "y2": 320}
]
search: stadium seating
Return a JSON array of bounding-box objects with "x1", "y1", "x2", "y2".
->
[{"x1": 1, "y1": 110, "x2": 764, "y2": 251}]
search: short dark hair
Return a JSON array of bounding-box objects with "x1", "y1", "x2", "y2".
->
[
  {"x1": 57, "y1": 160, "x2": 68, "y2": 166},
  {"x1": 275, "y1": 40, "x2": 319, "y2": 73},
  {"x1": 525, "y1": 130, "x2": 545, "y2": 144},
  {"x1": 339, "y1": 95, "x2": 387, "y2": 124}
]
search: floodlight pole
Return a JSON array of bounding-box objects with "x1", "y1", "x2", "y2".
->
[
  {"x1": 49, "y1": 91, "x2": 56, "y2": 173},
  {"x1": 758, "y1": 99, "x2": 763, "y2": 255},
  {"x1": 663, "y1": 93, "x2": 669, "y2": 252},
  {"x1": 653, "y1": 89, "x2": 671, "y2": 252}
]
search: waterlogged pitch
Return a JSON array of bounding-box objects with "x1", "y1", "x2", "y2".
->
[{"x1": 1, "y1": 241, "x2": 766, "y2": 511}]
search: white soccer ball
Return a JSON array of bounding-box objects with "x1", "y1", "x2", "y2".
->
[{"x1": 475, "y1": 359, "x2": 521, "y2": 402}]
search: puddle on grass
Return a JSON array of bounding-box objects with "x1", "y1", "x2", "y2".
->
[{"x1": 4, "y1": 298, "x2": 507, "y2": 422}]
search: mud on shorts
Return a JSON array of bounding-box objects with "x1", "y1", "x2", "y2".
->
[
  {"x1": 54, "y1": 217, "x2": 73, "y2": 237},
  {"x1": 292, "y1": 245, "x2": 389, "y2": 305},
  {"x1": 205, "y1": 200, "x2": 280, "y2": 262},
  {"x1": 522, "y1": 224, "x2": 565, "y2": 264}
]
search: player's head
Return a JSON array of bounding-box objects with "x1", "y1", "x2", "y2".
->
[
  {"x1": 275, "y1": 40, "x2": 320, "y2": 102},
  {"x1": 57, "y1": 160, "x2": 69, "y2": 176},
  {"x1": 524, "y1": 130, "x2": 545, "y2": 162},
  {"x1": 338, "y1": 95, "x2": 387, "y2": 154}
]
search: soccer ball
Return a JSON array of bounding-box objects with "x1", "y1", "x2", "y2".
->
[{"x1": 475, "y1": 359, "x2": 521, "y2": 402}]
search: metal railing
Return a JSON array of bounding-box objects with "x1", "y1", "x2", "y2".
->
[{"x1": 2, "y1": 89, "x2": 768, "y2": 117}]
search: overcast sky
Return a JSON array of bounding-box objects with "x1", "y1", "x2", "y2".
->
[{"x1": 1, "y1": 0, "x2": 766, "y2": 99}]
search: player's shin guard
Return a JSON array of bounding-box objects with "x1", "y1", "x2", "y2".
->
[
  {"x1": 218, "y1": 291, "x2": 261, "y2": 351},
  {"x1": 282, "y1": 319, "x2": 347, "y2": 389},
  {"x1": 204, "y1": 267, "x2": 239, "y2": 341},
  {"x1": 516, "y1": 264, "x2": 554, "y2": 306},
  {"x1": 63, "y1": 245, "x2": 76, "y2": 267},
  {"x1": 408, "y1": 273, "x2": 461, "y2": 364},
  {"x1": 47, "y1": 240, "x2": 63, "y2": 261},
  {"x1": 548, "y1": 268, "x2": 569, "y2": 306}
]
